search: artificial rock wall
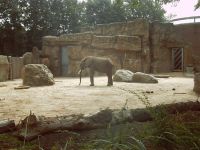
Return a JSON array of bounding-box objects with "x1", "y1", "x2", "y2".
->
[
  {"x1": 42, "y1": 19, "x2": 150, "y2": 77},
  {"x1": 8, "y1": 56, "x2": 23, "y2": 79},
  {"x1": 42, "y1": 19, "x2": 195, "y2": 77},
  {"x1": 0, "y1": 55, "x2": 9, "y2": 81},
  {"x1": 150, "y1": 22, "x2": 190, "y2": 73}
]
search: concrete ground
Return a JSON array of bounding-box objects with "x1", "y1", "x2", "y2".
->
[{"x1": 0, "y1": 75, "x2": 197, "y2": 123}]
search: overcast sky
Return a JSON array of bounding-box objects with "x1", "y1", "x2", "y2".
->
[{"x1": 163, "y1": 0, "x2": 200, "y2": 19}]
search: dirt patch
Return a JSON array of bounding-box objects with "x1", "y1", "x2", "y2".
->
[{"x1": 0, "y1": 76, "x2": 197, "y2": 122}]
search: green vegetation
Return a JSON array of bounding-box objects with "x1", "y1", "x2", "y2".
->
[
  {"x1": 0, "y1": 106, "x2": 199, "y2": 149},
  {"x1": 149, "y1": 109, "x2": 200, "y2": 150},
  {"x1": 0, "y1": 133, "x2": 38, "y2": 150}
]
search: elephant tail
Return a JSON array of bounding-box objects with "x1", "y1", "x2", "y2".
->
[{"x1": 78, "y1": 69, "x2": 82, "y2": 85}]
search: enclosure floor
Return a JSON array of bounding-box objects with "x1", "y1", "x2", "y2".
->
[{"x1": 0, "y1": 75, "x2": 197, "y2": 122}]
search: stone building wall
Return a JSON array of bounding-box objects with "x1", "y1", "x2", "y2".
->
[
  {"x1": 93, "y1": 19, "x2": 150, "y2": 73},
  {"x1": 42, "y1": 37, "x2": 61, "y2": 77},
  {"x1": 42, "y1": 19, "x2": 197, "y2": 77},
  {"x1": 150, "y1": 22, "x2": 191, "y2": 73},
  {"x1": 8, "y1": 57, "x2": 23, "y2": 79},
  {"x1": 175, "y1": 23, "x2": 200, "y2": 66},
  {"x1": 42, "y1": 19, "x2": 150, "y2": 77},
  {"x1": 0, "y1": 55, "x2": 9, "y2": 82}
]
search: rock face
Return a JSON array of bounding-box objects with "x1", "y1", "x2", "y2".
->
[
  {"x1": 194, "y1": 73, "x2": 200, "y2": 94},
  {"x1": 42, "y1": 19, "x2": 150, "y2": 76},
  {"x1": 0, "y1": 55, "x2": 9, "y2": 82},
  {"x1": 113, "y1": 69, "x2": 134, "y2": 82},
  {"x1": 22, "y1": 64, "x2": 55, "y2": 86},
  {"x1": 132, "y1": 72, "x2": 158, "y2": 83}
]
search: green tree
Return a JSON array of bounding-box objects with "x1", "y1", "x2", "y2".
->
[
  {"x1": 24, "y1": 0, "x2": 51, "y2": 50},
  {"x1": 0, "y1": 0, "x2": 27, "y2": 56},
  {"x1": 62, "y1": 0, "x2": 82, "y2": 33},
  {"x1": 196, "y1": 1, "x2": 200, "y2": 9},
  {"x1": 110, "y1": 0, "x2": 127, "y2": 22},
  {"x1": 84, "y1": 0, "x2": 167, "y2": 25},
  {"x1": 125, "y1": 0, "x2": 166, "y2": 22},
  {"x1": 24, "y1": 0, "x2": 82, "y2": 50},
  {"x1": 85, "y1": 0, "x2": 113, "y2": 25}
]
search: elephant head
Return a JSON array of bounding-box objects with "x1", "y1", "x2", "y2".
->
[{"x1": 78, "y1": 56, "x2": 113, "y2": 86}]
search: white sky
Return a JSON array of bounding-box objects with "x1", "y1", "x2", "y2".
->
[{"x1": 163, "y1": 0, "x2": 200, "y2": 19}]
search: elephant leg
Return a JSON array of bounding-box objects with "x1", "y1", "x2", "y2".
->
[
  {"x1": 107, "y1": 71, "x2": 113, "y2": 86},
  {"x1": 89, "y1": 69, "x2": 95, "y2": 86}
]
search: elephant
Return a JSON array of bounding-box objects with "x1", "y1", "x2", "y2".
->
[{"x1": 78, "y1": 56, "x2": 114, "y2": 86}]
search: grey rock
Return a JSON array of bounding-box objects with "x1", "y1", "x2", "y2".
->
[
  {"x1": 113, "y1": 69, "x2": 134, "y2": 82},
  {"x1": 111, "y1": 109, "x2": 133, "y2": 124},
  {"x1": 22, "y1": 64, "x2": 55, "y2": 86},
  {"x1": 132, "y1": 72, "x2": 158, "y2": 83}
]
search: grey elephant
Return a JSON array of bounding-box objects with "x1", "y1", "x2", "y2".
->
[{"x1": 78, "y1": 56, "x2": 114, "y2": 86}]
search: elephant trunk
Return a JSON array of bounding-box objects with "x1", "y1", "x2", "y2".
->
[{"x1": 78, "y1": 69, "x2": 82, "y2": 85}]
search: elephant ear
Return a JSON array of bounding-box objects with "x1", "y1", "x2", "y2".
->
[
  {"x1": 82, "y1": 57, "x2": 87, "y2": 62},
  {"x1": 80, "y1": 57, "x2": 87, "y2": 69},
  {"x1": 80, "y1": 57, "x2": 86, "y2": 64}
]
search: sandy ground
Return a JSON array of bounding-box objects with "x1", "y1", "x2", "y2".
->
[{"x1": 0, "y1": 75, "x2": 197, "y2": 123}]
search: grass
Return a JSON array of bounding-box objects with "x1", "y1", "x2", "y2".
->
[
  {"x1": 1, "y1": 109, "x2": 199, "y2": 150},
  {"x1": 148, "y1": 110, "x2": 200, "y2": 150},
  {"x1": 107, "y1": 87, "x2": 200, "y2": 150},
  {"x1": 0, "y1": 134, "x2": 38, "y2": 150},
  {"x1": 89, "y1": 123, "x2": 147, "y2": 150}
]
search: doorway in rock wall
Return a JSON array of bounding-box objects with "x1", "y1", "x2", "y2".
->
[
  {"x1": 61, "y1": 46, "x2": 69, "y2": 76},
  {"x1": 172, "y1": 48, "x2": 184, "y2": 71}
]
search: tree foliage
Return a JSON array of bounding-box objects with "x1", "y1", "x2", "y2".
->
[
  {"x1": 0, "y1": 0, "x2": 27, "y2": 56},
  {"x1": 0, "y1": 0, "x2": 82, "y2": 56},
  {"x1": 195, "y1": 0, "x2": 200, "y2": 9},
  {"x1": 84, "y1": 0, "x2": 166, "y2": 26}
]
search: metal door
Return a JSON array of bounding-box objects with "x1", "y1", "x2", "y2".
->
[
  {"x1": 172, "y1": 48, "x2": 184, "y2": 71},
  {"x1": 61, "y1": 46, "x2": 69, "y2": 76}
]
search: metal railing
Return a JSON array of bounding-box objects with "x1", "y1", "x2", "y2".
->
[{"x1": 170, "y1": 16, "x2": 200, "y2": 24}]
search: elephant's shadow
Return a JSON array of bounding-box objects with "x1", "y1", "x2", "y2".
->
[{"x1": 76, "y1": 85, "x2": 114, "y2": 88}]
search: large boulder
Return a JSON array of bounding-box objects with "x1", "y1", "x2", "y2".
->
[
  {"x1": 22, "y1": 64, "x2": 55, "y2": 86},
  {"x1": 132, "y1": 72, "x2": 158, "y2": 83},
  {"x1": 193, "y1": 56, "x2": 200, "y2": 73},
  {"x1": 0, "y1": 55, "x2": 9, "y2": 82},
  {"x1": 192, "y1": 55, "x2": 200, "y2": 94},
  {"x1": 113, "y1": 69, "x2": 134, "y2": 82},
  {"x1": 194, "y1": 73, "x2": 200, "y2": 94}
]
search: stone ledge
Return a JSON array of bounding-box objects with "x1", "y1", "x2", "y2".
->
[{"x1": 91, "y1": 35, "x2": 141, "y2": 51}]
